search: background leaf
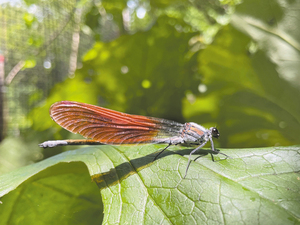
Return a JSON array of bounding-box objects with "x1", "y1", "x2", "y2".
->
[{"x1": 0, "y1": 151, "x2": 103, "y2": 225}]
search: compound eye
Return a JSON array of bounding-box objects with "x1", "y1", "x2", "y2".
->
[{"x1": 212, "y1": 128, "x2": 220, "y2": 138}]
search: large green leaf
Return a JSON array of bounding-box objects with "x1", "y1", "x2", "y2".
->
[
  {"x1": 185, "y1": 0, "x2": 300, "y2": 148},
  {"x1": 1, "y1": 145, "x2": 299, "y2": 224},
  {"x1": 231, "y1": 0, "x2": 300, "y2": 88}
]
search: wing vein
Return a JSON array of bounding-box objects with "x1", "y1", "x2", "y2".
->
[{"x1": 50, "y1": 101, "x2": 184, "y2": 144}]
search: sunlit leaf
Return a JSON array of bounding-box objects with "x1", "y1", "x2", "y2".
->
[
  {"x1": 23, "y1": 13, "x2": 35, "y2": 28},
  {"x1": 231, "y1": 0, "x2": 300, "y2": 88},
  {"x1": 0, "y1": 145, "x2": 299, "y2": 224},
  {"x1": 23, "y1": 59, "x2": 36, "y2": 69},
  {"x1": 0, "y1": 161, "x2": 103, "y2": 224},
  {"x1": 187, "y1": 1, "x2": 300, "y2": 148}
]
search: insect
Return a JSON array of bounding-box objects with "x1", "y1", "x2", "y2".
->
[{"x1": 39, "y1": 101, "x2": 228, "y2": 177}]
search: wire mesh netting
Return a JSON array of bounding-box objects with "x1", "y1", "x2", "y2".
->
[{"x1": 0, "y1": 0, "x2": 94, "y2": 138}]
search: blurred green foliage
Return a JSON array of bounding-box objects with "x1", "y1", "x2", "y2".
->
[{"x1": 1, "y1": 0, "x2": 300, "y2": 173}]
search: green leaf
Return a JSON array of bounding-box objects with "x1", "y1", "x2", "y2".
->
[
  {"x1": 231, "y1": 0, "x2": 300, "y2": 88},
  {"x1": 1, "y1": 145, "x2": 299, "y2": 224},
  {"x1": 23, "y1": 13, "x2": 35, "y2": 28},
  {"x1": 0, "y1": 154, "x2": 103, "y2": 224},
  {"x1": 24, "y1": 0, "x2": 40, "y2": 5},
  {"x1": 179, "y1": 0, "x2": 300, "y2": 150},
  {"x1": 23, "y1": 59, "x2": 36, "y2": 69}
]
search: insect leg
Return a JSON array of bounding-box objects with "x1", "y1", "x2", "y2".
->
[
  {"x1": 209, "y1": 136, "x2": 218, "y2": 153},
  {"x1": 153, "y1": 143, "x2": 172, "y2": 160},
  {"x1": 209, "y1": 136, "x2": 230, "y2": 160},
  {"x1": 210, "y1": 152, "x2": 216, "y2": 162},
  {"x1": 212, "y1": 151, "x2": 230, "y2": 161},
  {"x1": 183, "y1": 141, "x2": 207, "y2": 178},
  {"x1": 193, "y1": 154, "x2": 207, "y2": 162}
]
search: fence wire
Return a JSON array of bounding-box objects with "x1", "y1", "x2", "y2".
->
[{"x1": 0, "y1": 0, "x2": 93, "y2": 138}]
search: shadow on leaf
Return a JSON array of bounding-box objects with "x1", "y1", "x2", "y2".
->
[{"x1": 91, "y1": 148, "x2": 225, "y2": 190}]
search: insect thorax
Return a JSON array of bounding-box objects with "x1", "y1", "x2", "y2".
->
[{"x1": 181, "y1": 122, "x2": 208, "y2": 144}]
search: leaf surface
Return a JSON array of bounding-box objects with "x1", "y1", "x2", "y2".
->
[{"x1": 0, "y1": 145, "x2": 299, "y2": 224}]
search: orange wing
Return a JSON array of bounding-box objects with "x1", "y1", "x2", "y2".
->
[{"x1": 50, "y1": 101, "x2": 183, "y2": 144}]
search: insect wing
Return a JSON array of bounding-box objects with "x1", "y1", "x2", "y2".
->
[{"x1": 50, "y1": 101, "x2": 183, "y2": 144}]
